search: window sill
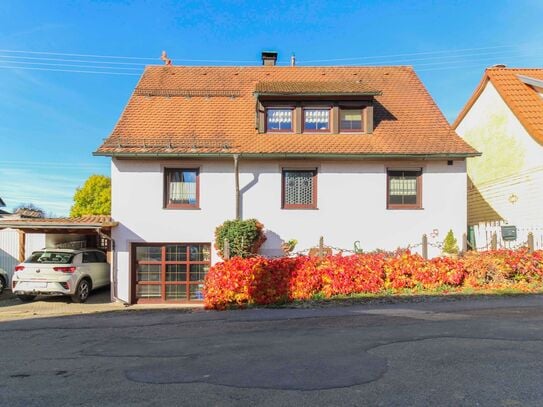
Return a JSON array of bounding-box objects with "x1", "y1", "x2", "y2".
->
[
  {"x1": 282, "y1": 207, "x2": 319, "y2": 210},
  {"x1": 163, "y1": 206, "x2": 201, "y2": 210},
  {"x1": 339, "y1": 131, "x2": 368, "y2": 134},
  {"x1": 386, "y1": 206, "x2": 424, "y2": 210}
]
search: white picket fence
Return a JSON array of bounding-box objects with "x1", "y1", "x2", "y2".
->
[
  {"x1": 0, "y1": 229, "x2": 45, "y2": 282},
  {"x1": 471, "y1": 221, "x2": 543, "y2": 251}
]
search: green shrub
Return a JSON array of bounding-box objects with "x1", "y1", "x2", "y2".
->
[
  {"x1": 442, "y1": 229, "x2": 459, "y2": 255},
  {"x1": 281, "y1": 239, "x2": 298, "y2": 255},
  {"x1": 214, "y1": 219, "x2": 267, "y2": 259}
]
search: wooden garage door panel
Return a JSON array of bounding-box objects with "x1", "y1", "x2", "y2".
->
[{"x1": 132, "y1": 243, "x2": 210, "y2": 303}]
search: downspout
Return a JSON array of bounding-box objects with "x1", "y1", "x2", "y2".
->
[
  {"x1": 233, "y1": 154, "x2": 240, "y2": 220},
  {"x1": 96, "y1": 228, "x2": 119, "y2": 303}
]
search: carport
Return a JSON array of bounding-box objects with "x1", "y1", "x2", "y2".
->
[{"x1": 0, "y1": 216, "x2": 118, "y2": 301}]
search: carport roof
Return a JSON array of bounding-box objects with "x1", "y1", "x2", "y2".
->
[{"x1": 0, "y1": 215, "x2": 118, "y2": 232}]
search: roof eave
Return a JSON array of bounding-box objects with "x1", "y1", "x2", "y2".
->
[
  {"x1": 0, "y1": 221, "x2": 118, "y2": 230},
  {"x1": 94, "y1": 151, "x2": 480, "y2": 159},
  {"x1": 452, "y1": 73, "x2": 490, "y2": 129}
]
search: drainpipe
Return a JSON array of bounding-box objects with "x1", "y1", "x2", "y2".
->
[{"x1": 233, "y1": 154, "x2": 240, "y2": 220}]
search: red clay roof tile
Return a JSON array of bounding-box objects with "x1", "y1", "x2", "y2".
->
[{"x1": 96, "y1": 65, "x2": 478, "y2": 157}]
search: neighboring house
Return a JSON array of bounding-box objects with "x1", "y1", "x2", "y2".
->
[
  {"x1": 0, "y1": 199, "x2": 46, "y2": 282},
  {"x1": 0, "y1": 197, "x2": 9, "y2": 216},
  {"x1": 454, "y1": 67, "x2": 543, "y2": 247},
  {"x1": 95, "y1": 52, "x2": 478, "y2": 304}
]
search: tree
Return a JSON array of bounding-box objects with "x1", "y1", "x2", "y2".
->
[
  {"x1": 70, "y1": 175, "x2": 111, "y2": 217},
  {"x1": 442, "y1": 229, "x2": 459, "y2": 255}
]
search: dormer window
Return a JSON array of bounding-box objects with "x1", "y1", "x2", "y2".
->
[
  {"x1": 255, "y1": 80, "x2": 380, "y2": 134},
  {"x1": 340, "y1": 108, "x2": 363, "y2": 132},
  {"x1": 303, "y1": 108, "x2": 330, "y2": 132},
  {"x1": 266, "y1": 108, "x2": 293, "y2": 132}
]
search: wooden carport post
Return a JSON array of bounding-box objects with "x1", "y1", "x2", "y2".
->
[{"x1": 18, "y1": 229, "x2": 26, "y2": 262}]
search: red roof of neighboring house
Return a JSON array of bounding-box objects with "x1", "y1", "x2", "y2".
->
[
  {"x1": 95, "y1": 65, "x2": 478, "y2": 157},
  {"x1": 453, "y1": 67, "x2": 543, "y2": 145}
]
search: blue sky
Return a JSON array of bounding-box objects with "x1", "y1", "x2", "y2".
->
[{"x1": 0, "y1": 0, "x2": 542, "y2": 216}]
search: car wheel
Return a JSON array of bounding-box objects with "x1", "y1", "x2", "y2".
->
[
  {"x1": 71, "y1": 279, "x2": 91, "y2": 303},
  {"x1": 17, "y1": 295, "x2": 36, "y2": 302},
  {"x1": 0, "y1": 276, "x2": 5, "y2": 294}
]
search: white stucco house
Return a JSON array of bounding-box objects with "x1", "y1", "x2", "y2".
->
[
  {"x1": 94, "y1": 52, "x2": 478, "y2": 304},
  {"x1": 453, "y1": 67, "x2": 543, "y2": 248}
]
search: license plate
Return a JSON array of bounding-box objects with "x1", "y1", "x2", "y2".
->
[{"x1": 28, "y1": 282, "x2": 47, "y2": 289}]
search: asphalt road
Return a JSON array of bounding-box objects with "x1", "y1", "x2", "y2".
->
[{"x1": 2, "y1": 295, "x2": 543, "y2": 406}]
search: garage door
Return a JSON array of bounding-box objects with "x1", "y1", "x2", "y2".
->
[{"x1": 132, "y1": 243, "x2": 211, "y2": 303}]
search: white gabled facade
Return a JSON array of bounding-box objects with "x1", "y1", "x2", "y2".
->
[
  {"x1": 111, "y1": 157, "x2": 467, "y2": 304},
  {"x1": 455, "y1": 76, "x2": 543, "y2": 228}
]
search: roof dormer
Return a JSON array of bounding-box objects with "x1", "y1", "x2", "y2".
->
[{"x1": 254, "y1": 81, "x2": 381, "y2": 134}]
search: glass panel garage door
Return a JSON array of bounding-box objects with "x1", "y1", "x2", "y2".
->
[{"x1": 133, "y1": 243, "x2": 211, "y2": 302}]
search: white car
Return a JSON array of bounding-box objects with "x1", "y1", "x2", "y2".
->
[
  {"x1": 0, "y1": 267, "x2": 8, "y2": 295},
  {"x1": 12, "y1": 249, "x2": 110, "y2": 303}
]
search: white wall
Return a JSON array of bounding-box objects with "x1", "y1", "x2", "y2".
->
[
  {"x1": 0, "y1": 230, "x2": 45, "y2": 283},
  {"x1": 111, "y1": 158, "x2": 467, "y2": 303},
  {"x1": 456, "y1": 81, "x2": 543, "y2": 226}
]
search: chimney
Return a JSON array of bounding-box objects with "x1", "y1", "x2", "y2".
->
[
  {"x1": 261, "y1": 51, "x2": 278, "y2": 66},
  {"x1": 290, "y1": 53, "x2": 296, "y2": 67}
]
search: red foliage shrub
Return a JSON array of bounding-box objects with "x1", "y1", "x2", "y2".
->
[
  {"x1": 318, "y1": 254, "x2": 385, "y2": 298},
  {"x1": 203, "y1": 249, "x2": 543, "y2": 310},
  {"x1": 462, "y1": 249, "x2": 543, "y2": 287}
]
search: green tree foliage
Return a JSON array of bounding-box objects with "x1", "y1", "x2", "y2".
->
[
  {"x1": 442, "y1": 229, "x2": 459, "y2": 255},
  {"x1": 70, "y1": 175, "x2": 111, "y2": 217},
  {"x1": 214, "y1": 219, "x2": 267, "y2": 259}
]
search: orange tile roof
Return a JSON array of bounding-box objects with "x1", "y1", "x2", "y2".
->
[
  {"x1": 453, "y1": 67, "x2": 543, "y2": 145},
  {"x1": 95, "y1": 65, "x2": 478, "y2": 157}
]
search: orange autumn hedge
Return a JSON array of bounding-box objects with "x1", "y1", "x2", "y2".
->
[{"x1": 203, "y1": 249, "x2": 543, "y2": 310}]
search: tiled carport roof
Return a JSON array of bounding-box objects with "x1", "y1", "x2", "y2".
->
[{"x1": 0, "y1": 215, "x2": 117, "y2": 231}]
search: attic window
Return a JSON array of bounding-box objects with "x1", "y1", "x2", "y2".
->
[
  {"x1": 266, "y1": 108, "x2": 293, "y2": 132},
  {"x1": 304, "y1": 108, "x2": 330, "y2": 132},
  {"x1": 340, "y1": 108, "x2": 363, "y2": 131}
]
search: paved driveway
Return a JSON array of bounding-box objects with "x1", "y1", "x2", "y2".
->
[
  {"x1": 0, "y1": 287, "x2": 124, "y2": 321},
  {"x1": 1, "y1": 295, "x2": 543, "y2": 406},
  {"x1": 0, "y1": 288, "x2": 200, "y2": 321}
]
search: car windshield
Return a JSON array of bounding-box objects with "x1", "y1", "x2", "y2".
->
[{"x1": 26, "y1": 251, "x2": 75, "y2": 264}]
